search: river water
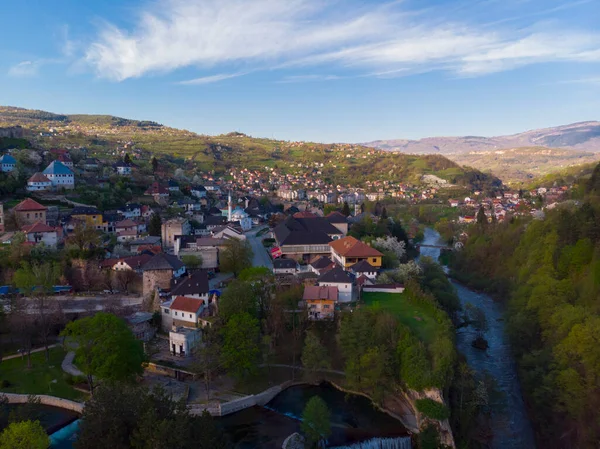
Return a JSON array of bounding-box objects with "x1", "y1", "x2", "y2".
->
[{"x1": 420, "y1": 228, "x2": 536, "y2": 449}]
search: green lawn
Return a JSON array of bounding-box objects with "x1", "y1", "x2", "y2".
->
[
  {"x1": 0, "y1": 347, "x2": 87, "y2": 401},
  {"x1": 362, "y1": 292, "x2": 439, "y2": 343}
]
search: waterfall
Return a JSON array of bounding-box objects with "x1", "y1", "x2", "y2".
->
[{"x1": 329, "y1": 436, "x2": 412, "y2": 449}]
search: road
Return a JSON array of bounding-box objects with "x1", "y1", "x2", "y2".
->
[
  {"x1": 246, "y1": 227, "x2": 273, "y2": 269},
  {"x1": 1, "y1": 295, "x2": 143, "y2": 314}
]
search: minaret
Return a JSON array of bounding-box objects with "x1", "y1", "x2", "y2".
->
[
  {"x1": 354, "y1": 202, "x2": 360, "y2": 216},
  {"x1": 228, "y1": 191, "x2": 232, "y2": 221}
]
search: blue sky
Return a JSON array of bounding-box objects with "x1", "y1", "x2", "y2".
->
[{"x1": 1, "y1": 0, "x2": 599, "y2": 142}]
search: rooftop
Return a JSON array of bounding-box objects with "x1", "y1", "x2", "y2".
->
[
  {"x1": 170, "y1": 296, "x2": 205, "y2": 314},
  {"x1": 329, "y1": 236, "x2": 383, "y2": 258},
  {"x1": 142, "y1": 253, "x2": 185, "y2": 271},
  {"x1": 13, "y1": 198, "x2": 47, "y2": 212},
  {"x1": 303, "y1": 285, "x2": 338, "y2": 301},
  {"x1": 43, "y1": 160, "x2": 73, "y2": 176},
  {"x1": 171, "y1": 271, "x2": 209, "y2": 297},
  {"x1": 317, "y1": 266, "x2": 353, "y2": 284}
]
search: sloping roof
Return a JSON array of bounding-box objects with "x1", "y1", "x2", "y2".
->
[
  {"x1": 204, "y1": 216, "x2": 227, "y2": 226},
  {"x1": 170, "y1": 296, "x2": 205, "y2": 314},
  {"x1": 326, "y1": 211, "x2": 348, "y2": 224},
  {"x1": 310, "y1": 256, "x2": 335, "y2": 270},
  {"x1": 329, "y1": 236, "x2": 383, "y2": 258},
  {"x1": 0, "y1": 154, "x2": 16, "y2": 164},
  {"x1": 350, "y1": 260, "x2": 377, "y2": 273},
  {"x1": 28, "y1": 172, "x2": 51, "y2": 183},
  {"x1": 273, "y1": 259, "x2": 298, "y2": 269},
  {"x1": 145, "y1": 182, "x2": 169, "y2": 195},
  {"x1": 120, "y1": 254, "x2": 153, "y2": 268},
  {"x1": 14, "y1": 198, "x2": 47, "y2": 212},
  {"x1": 317, "y1": 266, "x2": 353, "y2": 284},
  {"x1": 130, "y1": 236, "x2": 161, "y2": 246},
  {"x1": 303, "y1": 285, "x2": 338, "y2": 301},
  {"x1": 142, "y1": 253, "x2": 185, "y2": 271},
  {"x1": 273, "y1": 216, "x2": 340, "y2": 247},
  {"x1": 43, "y1": 160, "x2": 73, "y2": 175},
  {"x1": 171, "y1": 271, "x2": 209, "y2": 297},
  {"x1": 21, "y1": 221, "x2": 55, "y2": 233},
  {"x1": 293, "y1": 211, "x2": 317, "y2": 218},
  {"x1": 115, "y1": 219, "x2": 137, "y2": 228},
  {"x1": 72, "y1": 206, "x2": 100, "y2": 215}
]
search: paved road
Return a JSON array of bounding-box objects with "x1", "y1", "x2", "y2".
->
[
  {"x1": 246, "y1": 228, "x2": 273, "y2": 269},
  {"x1": 1, "y1": 295, "x2": 143, "y2": 314},
  {"x1": 1, "y1": 344, "x2": 58, "y2": 361}
]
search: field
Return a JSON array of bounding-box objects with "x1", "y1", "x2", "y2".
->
[
  {"x1": 0, "y1": 347, "x2": 87, "y2": 401},
  {"x1": 362, "y1": 292, "x2": 439, "y2": 343}
]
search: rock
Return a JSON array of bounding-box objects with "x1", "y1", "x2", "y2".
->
[
  {"x1": 282, "y1": 432, "x2": 305, "y2": 449},
  {"x1": 472, "y1": 336, "x2": 489, "y2": 350}
]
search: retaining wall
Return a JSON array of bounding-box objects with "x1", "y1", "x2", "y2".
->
[{"x1": 0, "y1": 392, "x2": 84, "y2": 414}]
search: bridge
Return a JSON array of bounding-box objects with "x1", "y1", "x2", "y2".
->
[{"x1": 417, "y1": 242, "x2": 464, "y2": 251}]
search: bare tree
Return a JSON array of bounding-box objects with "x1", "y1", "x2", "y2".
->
[
  {"x1": 191, "y1": 327, "x2": 222, "y2": 402},
  {"x1": 9, "y1": 297, "x2": 37, "y2": 368},
  {"x1": 115, "y1": 270, "x2": 138, "y2": 294}
]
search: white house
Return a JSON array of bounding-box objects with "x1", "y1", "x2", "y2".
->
[
  {"x1": 118, "y1": 203, "x2": 141, "y2": 219},
  {"x1": 169, "y1": 326, "x2": 201, "y2": 357},
  {"x1": 191, "y1": 185, "x2": 207, "y2": 198},
  {"x1": 170, "y1": 271, "x2": 210, "y2": 302},
  {"x1": 27, "y1": 173, "x2": 52, "y2": 192},
  {"x1": 212, "y1": 225, "x2": 247, "y2": 241},
  {"x1": 0, "y1": 154, "x2": 16, "y2": 173},
  {"x1": 43, "y1": 161, "x2": 74, "y2": 190},
  {"x1": 349, "y1": 260, "x2": 379, "y2": 280},
  {"x1": 317, "y1": 266, "x2": 355, "y2": 303},
  {"x1": 273, "y1": 258, "x2": 298, "y2": 274},
  {"x1": 21, "y1": 222, "x2": 60, "y2": 247},
  {"x1": 161, "y1": 295, "x2": 206, "y2": 333},
  {"x1": 114, "y1": 161, "x2": 133, "y2": 176}
]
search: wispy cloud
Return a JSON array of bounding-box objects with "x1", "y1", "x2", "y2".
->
[
  {"x1": 84, "y1": 0, "x2": 600, "y2": 82},
  {"x1": 8, "y1": 60, "x2": 42, "y2": 77},
  {"x1": 279, "y1": 74, "x2": 342, "y2": 83},
  {"x1": 177, "y1": 73, "x2": 246, "y2": 85}
]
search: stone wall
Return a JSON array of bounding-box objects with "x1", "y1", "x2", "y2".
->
[
  {"x1": 1, "y1": 392, "x2": 84, "y2": 414},
  {"x1": 143, "y1": 269, "x2": 173, "y2": 297}
]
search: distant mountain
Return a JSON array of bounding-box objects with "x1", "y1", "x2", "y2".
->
[{"x1": 364, "y1": 121, "x2": 600, "y2": 154}]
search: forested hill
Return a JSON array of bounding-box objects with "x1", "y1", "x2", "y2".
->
[
  {"x1": 450, "y1": 162, "x2": 600, "y2": 448},
  {"x1": 0, "y1": 106, "x2": 500, "y2": 190}
]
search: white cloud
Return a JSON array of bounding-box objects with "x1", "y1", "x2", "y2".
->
[
  {"x1": 8, "y1": 61, "x2": 41, "y2": 77},
  {"x1": 279, "y1": 74, "x2": 342, "y2": 83},
  {"x1": 84, "y1": 0, "x2": 600, "y2": 82},
  {"x1": 178, "y1": 73, "x2": 246, "y2": 85}
]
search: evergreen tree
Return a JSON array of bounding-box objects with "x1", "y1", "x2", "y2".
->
[
  {"x1": 151, "y1": 156, "x2": 158, "y2": 173},
  {"x1": 476, "y1": 206, "x2": 487, "y2": 225},
  {"x1": 301, "y1": 396, "x2": 331, "y2": 448},
  {"x1": 381, "y1": 206, "x2": 388, "y2": 219},
  {"x1": 124, "y1": 153, "x2": 132, "y2": 164},
  {"x1": 341, "y1": 201, "x2": 351, "y2": 217},
  {"x1": 148, "y1": 212, "x2": 162, "y2": 237}
]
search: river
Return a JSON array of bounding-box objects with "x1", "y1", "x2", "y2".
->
[{"x1": 419, "y1": 228, "x2": 536, "y2": 449}]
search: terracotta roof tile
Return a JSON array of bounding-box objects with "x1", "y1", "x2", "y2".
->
[
  {"x1": 170, "y1": 296, "x2": 205, "y2": 314},
  {"x1": 329, "y1": 236, "x2": 383, "y2": 258}
]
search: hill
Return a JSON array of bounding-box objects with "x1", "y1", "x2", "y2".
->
[{"x1": 0, "y1": 106, "x2": 500, "y2": 190}]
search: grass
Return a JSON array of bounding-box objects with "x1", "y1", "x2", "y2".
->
[
  {"x1": 0, "y1": 347, "x2": 87, "y2": 401},
  {"x1": 362, "y1": 292, "x2": 439, "y2": 343}
]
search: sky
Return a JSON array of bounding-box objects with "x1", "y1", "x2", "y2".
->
[{"x1": 1, "y1": 0, "x2": 599, "y2": 142}]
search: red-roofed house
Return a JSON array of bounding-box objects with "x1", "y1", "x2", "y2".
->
[
  {"x1": 21, "y1": 222, "x2": 61, "y2": 247},
  {"x1": 13, "y1": 198, "x2": 48, "y2": 226},
  {"x1": 115, "y1": 219, "x2": 139, "y2": 242},
  {"x1": 329, "y1": 236, "x2": 383, "y2": 269},
  {"x1": 161, "y1": 296, "x2": 206, "y2": 330},
  {"x1": 27, "y1": 173, "x2": 52, "y2": 192},
  {"x1": 303, "y1": 285, "x2": 338, "y2": 320}
]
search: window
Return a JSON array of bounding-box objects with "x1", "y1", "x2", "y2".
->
[
  {"x1": 163, "y1": 309, "x2": 169, "y2": 314},
  {"x1": 323, "y1": 305, "x2": 330, "y2": 309},
  {"x1": 174, "y1": 311, "x2": 178, "y2": 316},
  {"x1": 189, "y1": 314, "x2": 192, "y2": 318}
]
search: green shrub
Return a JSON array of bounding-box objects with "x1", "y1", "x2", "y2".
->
[
  {"x1": 416, "y1": 398, "x2": 450, "y2": 420},
  {"x1": 0, "y1": 379, "x2": 10, "y2": 388}
]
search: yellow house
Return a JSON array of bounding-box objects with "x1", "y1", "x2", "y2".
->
[
  {"x1": 329, "y1": 236, "x2": 383, "y2": 269},
  {"x1": 71, "y1": 206, "x2": 103, "y2": 229}
]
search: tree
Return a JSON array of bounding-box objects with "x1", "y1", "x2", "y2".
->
[
  {"x1": 124, "y1": 153, "x2": 132, "y2": 164},
  {"x1": 476, "y1": 206, "x2": 487, "y2": 225},
  {"x1": 221, "y1": 312, "x2": 260, "y2": 381},
  {"x1": 151, "y1": 156, "x2": 159, "y2": 173},
  {"x1": 69, "y1": 222, "x2": 100, "y2": 252},
  {"x1": 181, "y1": 254, "x2": 203, "y2": 270},
  {"x1": 115, "y1": 270, "x2": 138, "y2": 294},
  {"x1": 220, "y1": 239, "x2": 253, "y2": 277},
  {"x1": 381, "y1": 206, "x2": 388, "y2": 219},
  {"x1": 301, "y1": 396, "x2": 331, "y2": 448},
  {"x1": 191, "y1": 327, "x2": 222, "y2": 402},
  {"x1": 301, "y1": 331, "x2": 331, "y2": 380},
  {"x1": 61, "y1": 312, "x2": 145, "y2": 394},
  {"x1": 8, "y1": 298, "x2": 38, "y2": 369},
  {"x1": 341, "y1": 201, "x2": 351, "y2": 217},
  {"x1": 13, "y1": 261, "x2": 63, "y2": 362},
  {"x1": 0, "y1": 421, "x2": 49, "y2": 449},
  {"x1": 148, "y1": 213, "x2": 162, "y2": 237}
]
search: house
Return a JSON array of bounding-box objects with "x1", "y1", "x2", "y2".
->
[
  {"x1": 211, "y1": 225, "x2": 246, "y2": 241},
  {"x1": 102, "y1": 212, "x2": 120, "y2": 233},
  {"x1": 126, "y1": 312, "x2": 155, "y2": 342},
  {"x1": 329, "y1": 236, "x2": 383, "y2": 270},
  {"x1": 204, "y1": 215, "x2": 227, "y2": 230},
  {"x1": 71, "y1": 206, "x2": 103, "y2": 230},
  {"x1": 317, "y1": 266, "x2": 355, "y2": 303},
  {"x1": 142, "y1": 253, "x2": 186, "y2": 296},
  {"x1": 161, "y1": 218, "x2": 191, "y2": 249},
  {"x1": 303, "y1": 285, "x2": 338, "y2": 320},
  {"x1": 349, "y1": 260, "x2": 379, "y2": 280},
  {"x1": 174, "y1": 236, "x2": 225, "y2": 270},
  {"x1": 21, "y1": 222, "x2": 60, "y2": 247},
  {"x1": 326, "y1": 211, "x2": 349, "y2": 235},
  {"x1": 13, "y1": 198, "x2": 47, "y2": 226},
  {"x1": 167, "y1": 179, "x2": 180, "y2": 192},
  {"x1": 43, "y1": 161, "x2": 74, "y2": 189},
  {"x1": 169, "y1": 326, "x2": 201, "y2": 357},
  {"x1": 130, "y1": 236, "x2": 162, "y2": 253},
  {"x1": 163, "y1": 296, "x2": 206, "y2": 330},
  {"x1": 118, "y1": 203, "x2": 141, "y2": 219},
  {"x1": 273, "y1": 216, "x2": 344, "y2": 261},
  {"x1": 0, "y1": 154, "x2": 16, "y2": 172},
  {"x1": 362, "y1": 283, "x2": 405, "y2": 294},
  {"x1": 144, "y1": 182, "x2": 170, "y2": 199},
  {"x1": 102, "y1": 254, "x2": 153, "y2": 273},
  {"x1": 191, "y1": 185, "x2": 207, "y2": 198},
  {"x1": 83, "y1": 158, "x2": 99, "y2": 170},
  {"x1": 170, "y1": 271, "x2": 210, "y2": 302},
  {"x1": 27, "y1": 173, "x2": 52, "y2": 192},
  {"x1": 448, "y1": 199, "x2": 460, "y2": 207},
  {"x1": 273, "y1": 258, "x2": 298, "y2": 274},
  {"x1": 56, "y1": 153, "x2": 73, "y2": 168},
  {"x1": 114, "y1": 161, "x2": 133, "y2": 175},
  {"x1": 309, "y1": 255, "x2": 336, "y2": 275},
  {"x1": 115, "y1": 219, "x2": 139, "y2": 242}
]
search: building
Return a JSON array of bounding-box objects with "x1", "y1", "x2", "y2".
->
[
  {"x1": 27, "y1": 173, "x2": 52, "y2": 192},
  {"x1": 83, "y1": 158, "x2": 99, "y2": 170},
  {"x1": 174, "y1": 236, "x2": 225, "y2": 270},
  {"x1": 169, "y1": 326, "x2": 201, "y2": 357},
  {"x1": 317, "y1": 266, "x2": 355, "y2": 303},
  {"x1": 273, "y1": 216, "x2": 344, "y2": 261},
  {"x1": 273, "y1": 258, "x2": 298, "y2": 274},
  {"x1": 13, "y1": 198, "x2": 47, "y2": 226},
  {"x1": 21, "y1": 222, "x2": 60, "y2": 247},
  {"x1": 43, "y1": 161, "x2": 75, "y2": 189},
  {"x1": 162, "y1": 218, "x2": 191, "y2": 249},
  {"x1": 349, "y1": 260, "x2": 379, "y2": 280},
  {"x1": 142, "y1": 253, "x2": 186, "y2": 296},
  {"x1": 191, "y1": 185, "x2": 207, "y2": 198},
  {"x1": 114, "y1": 161, "x2": 133, "y2": 176},
  {"x1": 118, "y1": 203, "x2": 141, "y2": 219},
  {"x1": 309, "y1": 255, "x2": 336, "y2": 275},
  {"x1": 303, "y1": 285, "x2": 338, "y2": 320},
  {"x1": 71, "y1": 206, "x2": 103, "y2": 230},
  {"x1": 326, "y1": 211, "x2": 349, "y2": 235},
  {"x1": 162, "y1": 296, "x2": 206, "y2": 330},
  {"x1": 130, "y1": 236, "x2": 162, "y2": 253},
  {"x1": 211, "y1": 225, "x2": 246, "y2": 241},
  {"x1": 170, "y1": 271, "x2": 210, "y2": 302},
  {"x1": 126, "y1": 312, "x2": 156, "y2": 342},
  {"x1": 144, "y1": 182, "x2": 170, "y2": 201},
  {"x1": 167, "y1": 179, "x2": 180, "y2": 192},
  {"x1": 56, "y1": 153, "x2": 73, "y2": 168},
  {"x1": 102, "y1": 254, "x2": 152, "y2": 273},
  {"x1": 329, "y1": 236, "x2": 383, "y2": 269},
  {"x1": 0, "y1": 154, "x2": 16, "y2": 172},
  {"x1": 115, "y1": 219, "x2": 139, "y2": 242}
]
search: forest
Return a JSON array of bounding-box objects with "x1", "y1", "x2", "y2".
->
[{"x1": 450, "y1": 163, "x2": 600, "y2": 448}]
